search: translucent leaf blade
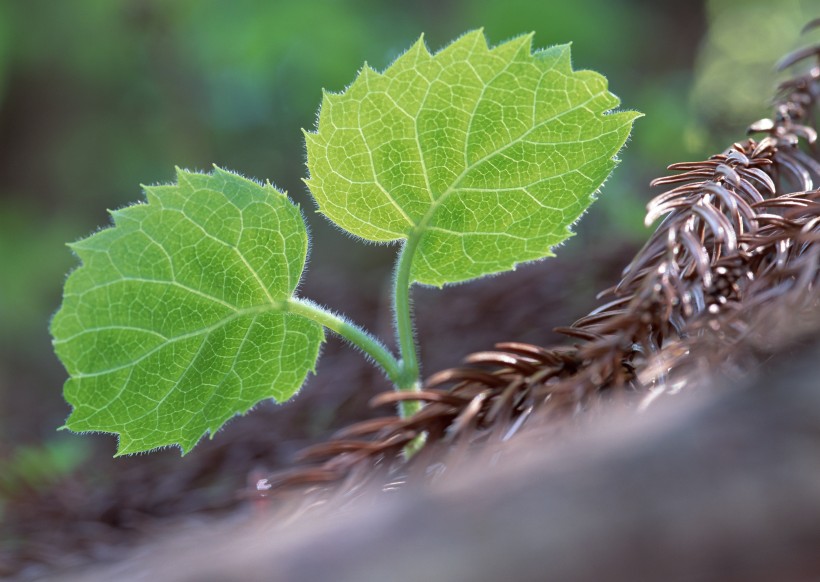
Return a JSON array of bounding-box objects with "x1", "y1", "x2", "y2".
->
[
  {"x1": 306, "y1": 30, "x2": 641, "y2": 286},
  {"x1": 51, "y1": 168, "x2": 324, "y2": 455}
]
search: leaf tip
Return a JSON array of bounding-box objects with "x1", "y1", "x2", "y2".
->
[
  {"x1": 112, "y1": 436, "x2": 131, "y2": 458},
  {"x1": 173, "y1": 165, "x2": 190, "y2": 184},
  {"x1": 512, "y1": 30, "x2": 536, "y2": 49},
  {"x1": 359, "y1": 61, "x2": 380, "y2": 83},
  {"x1": 177, "y1": 440, "x2": 196, "y2": 456},
  {"x1": 533, "y1": 42, "x2": 572, "y2": 71},
  {"x1": 411, "y1": 31, "x2": 427, "y2": 49},
  {"x1": 318, "y1": 87, "x2": 340, "y2": 116}
]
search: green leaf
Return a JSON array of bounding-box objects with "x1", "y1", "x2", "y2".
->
[
  {"x1": 306, "y1": 30, "x2": 641, "y2": 286},
  {"x1": 51, "y1": 167, "x2": 324, "y2": 455}
]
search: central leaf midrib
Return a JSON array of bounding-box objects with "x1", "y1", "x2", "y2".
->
[{"x1": 71, "y1": 302, "x2": 285, "y2": 379}]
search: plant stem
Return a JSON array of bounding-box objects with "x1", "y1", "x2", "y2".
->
[
  {"x1": 289, "y1": 232, "x2": 426, "y2": 422},
  {"x1": 393, "y1": 236, "x2": 423, "y2": 418},
  {"x1": 286, "y1": 297, "x2": 402, "y2": 384}
]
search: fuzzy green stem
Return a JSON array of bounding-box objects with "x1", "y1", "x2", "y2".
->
[
  {"x1": 287, "y1": 298, "x2": 402, "y2": 384},
  {"x1": 394, "y1": 236, "x2": 423, "y2": 418}
]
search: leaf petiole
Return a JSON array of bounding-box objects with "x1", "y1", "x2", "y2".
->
[
  {"x1": 393, "y1": 237, "x2": 423, "y2": 418},
  {"x1": 285, "y1": 297, "x2": 402, "y2": 385}
]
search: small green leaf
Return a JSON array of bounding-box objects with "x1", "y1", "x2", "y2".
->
[
  {"x1": 51, "y1": 167, "x2": 324, "y2": 455},
  {"x1": 306, "y1": 30, "x2": 641, "y2": 286}
]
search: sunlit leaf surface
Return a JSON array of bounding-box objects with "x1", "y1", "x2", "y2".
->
[
  {"x1": 306, "y1": 30, "x2": 640, "y2": 286},
  {"x1": 52, "y1": 168, "x2": 323, "y2": 454}
]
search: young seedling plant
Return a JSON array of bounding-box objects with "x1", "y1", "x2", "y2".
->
[{"x1": 50, "y1": 31, "x2": 639, "y2": 455}]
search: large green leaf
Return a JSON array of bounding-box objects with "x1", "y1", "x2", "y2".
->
[
  {"x1": 51, "y1": 168, "x2": 324, "y2": 455},
  {"x1": 306, "y1": 30, "x2": 640, "y2": 286}
]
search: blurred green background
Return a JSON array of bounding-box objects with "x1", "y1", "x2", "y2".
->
[{"x1": 0, "y1": 0, "x2": 817, "y2": 517}]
